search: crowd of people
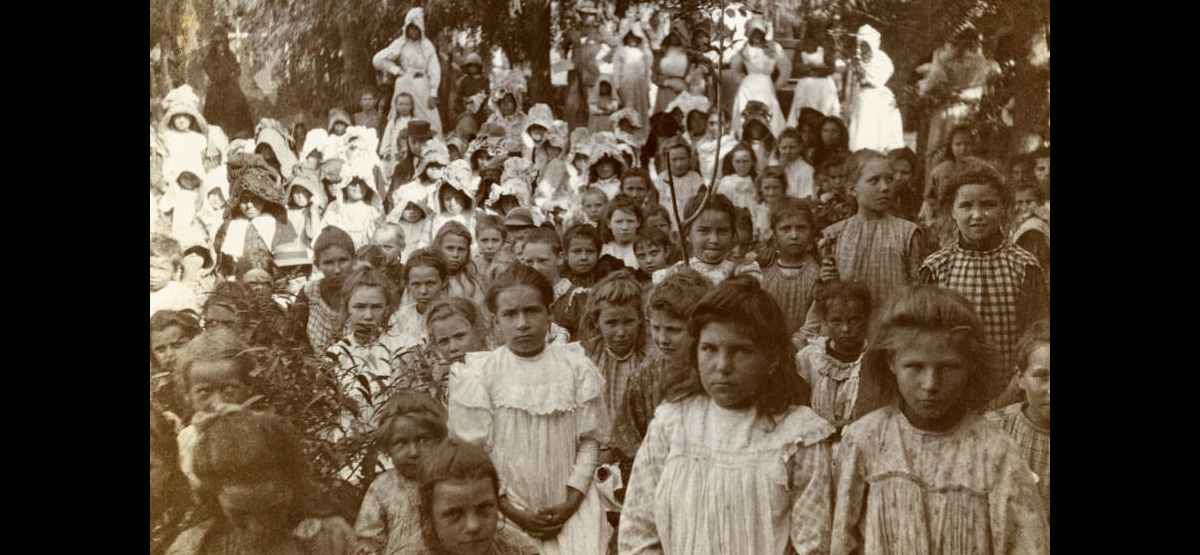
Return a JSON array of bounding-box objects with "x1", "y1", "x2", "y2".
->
[{"x1": 151, "y1": 2, "x2": 1050, "y2": 554}]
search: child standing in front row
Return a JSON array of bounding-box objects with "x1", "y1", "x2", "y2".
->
[
  {"x1": 653, "y1": 193, "x2": 762, "y2": 286},
  {"x1": 355, "y1": 390, "x2": 448, "y2": 555},
  {"x1": 986, "y1": 320, "x2": 1051, "y2": 527},
  {"x1": 619, "y1": 276, "x2": 834, "y2": 555},
  {"x1": 832, "y1": 286, "x2": 1049, "y2": 555},
  {"x1": 448, "y1": 264, "x2": 613, "y2": 554}
]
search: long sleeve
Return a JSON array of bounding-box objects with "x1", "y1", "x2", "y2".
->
[
  {"x1": 905, "y1": 227, "x2": 927, "y2": 284},
  {"x1": 567, "y1": 437, "x2": 599, "y2": 494},
  {"x1": 1018, "y1": 265, "x2": 1049, "y2": 329},
  {"x1": 372, "y1": 38, "x2": 406, "y2": 74},
  {"x1": 989, "y1": 446, "x2": 1050, "y2": 554},
  {"x1": 830, "y1": 428, "x2": 867, "y2": 555},
  {"x1": 617, "y1": 407, "x2": 670, "y2": 555},
  {"x1": 423, "y1": 40, "x2": 441, "y2": 97},
  {"x1": 774, "y1": 44, "x2": 793, "y2": 88},
  {"x1": 354, "y1": 480, "x2": 389, "y2": 555},
  {"x1": 790, "y1": 441, "x2": 834, "y2": 555}
]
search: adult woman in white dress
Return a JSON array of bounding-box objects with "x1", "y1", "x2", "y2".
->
[
  {"x1": 917, "y1": 31, "x2": 1000, "y2": 153},
  {"x1": 729, "y1": 16, "x2": 790, "y2": 140},
  {"x1": 786, "y1": 22, "x2": 841, "y2": 124},
  {"x1": 374, "y1": 7, "x2": 443, "y2": 161},
  {"x1": 846, "y1": 24, "x2": 905, "y2": 152}
]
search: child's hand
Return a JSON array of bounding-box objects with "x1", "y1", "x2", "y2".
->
[
  {"x1": 500, "y1": 497, "x2": 555, "y2": 537},
  {"x1": 820, "y1": 258, "x2": 839, "y2": 282},
  {"x1": 536, "y1": 488, "x2": 585, "y2": 531}
]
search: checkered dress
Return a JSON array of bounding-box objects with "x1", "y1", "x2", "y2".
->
[
  {"x1": 825, "y1": 214, "x2": 923, "y2": 305},
  {"x1": 303, "y1": 280, "x2": 345, "y2": 354},
  {"x1": 986, "y1": 403, "x2": 1051, "y2": 525},
  {"x1": 920, "y1": 240, "x2": 1041, "y2": 369}
]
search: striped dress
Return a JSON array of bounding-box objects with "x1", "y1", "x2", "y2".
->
[
  {"x1": 823, "y1": 214, "x2": 924, "y2": 306},
  {"x1": 761, "y1": 258, "x2": 821, "y2": 336}
]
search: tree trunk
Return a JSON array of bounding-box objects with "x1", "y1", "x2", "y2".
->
[
  {"x1": 526, "y1": 0, "x2": 553, "y2": 106},
  {"x1": 338, "y1": 14, "x2": 375, "y2": 109}
]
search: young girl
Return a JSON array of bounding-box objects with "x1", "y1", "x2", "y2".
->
[
  {"x1": 718, "y1": 142, "x2": 760, "y2": 212},
  {"x1": 416, "y1": 439, "x2": 541, "y2": 555},
  {"x1": 587, "y1": 141, "x2": 626, "y2": 201},
  {"x1": 985, "y1": 320, "x2": 1051, "y2": 526},
  {"x1": 519, "y1": 226, "x2": 590, "y2": 341},
  {"x1": 691, "y1": 110, "x2": 737, "y2": 186},
  {"x1": 433, "y1": 221, "x2": 486, "y2": 308},
  {"x1": 819, "y1": 150, "x2": 925, "y2": 306},
  {"x1": 811, "y1": 116, "x2": 850, "y2": 172},
  {"x1": 618, "y1": 276, "x2": 834, "y2": 555},
  {"x1": 619, "y1": 167, "x2": 653, "y2": 210},
  {"x1": 654, "y1": 193, "x2": 762, "y2": 286},
  {"x1": 832, "y1": 285, "x2": 1049, "y2": 554},
  {"x1": 922, "y1": 125, "x2": 976, "y2": 232},
  {"x1": 150, "y1": 309, "x2": 202, "y2": 420},
  {"x1": 214, "y1": 156, "x2": 300, "y2": 279},
  {"x1": 326, "y1": 269, "x2": 406, "y2": 425},
  {"x1": 472, "y1": 215, "x2": 508, "y2": 284},
  {"x1": 391, "y1": 249, "x2": 451, "y2": 348},
  {"x1": 286, "y1": 171, "x2": 325, "y2": 249},
  {"x1": 576, "y1": 186, "x2": 609, "y2": 228},
  {"x1": 158, "y1": 85, "x2": 210, "y2": 189},
  {"x1": 776, "y1": 127, "x2": 816, "y2": 200},
  {"x1": 579, "y1": 271, "x2": 648, "y2": 423},
  {"x1": 381, "y1": 92, "x2": 416, "y2": 172},
  {"x1": 611, "y1": 107, "x2": 647, "y2": 151},
  {"x1": 600, "y1": 194, "x2": 644, "y2": 270},
  {"x1": 425, "y1": 297, "x2": 492, "y2": 368},
  {"x1": 168, "y1": 410, "x2": 357, "y2": 555},
  {"x1": 562, "y1": 223, "x2": 604, "y2": 288},
  {"x1": 760, "y1": 198, "x2": 820, "y2": 341},
  {"x1": 587, "y1": 74, "x2": 619, "y2": 134},
  {"x1": 654, "y1": 137, "x2": 707, "y2": 217},
  {"x1": 795, "y1": 280, "x2": 876, "y2": 431},
  {"x1": 448, "y1": 264, "x2": 612, "y2": 554},
  {"x1": 430, "y1": 159, "x2": 477, "y2": 240},
  {"x1": 920, "y1": 159, "x2": 1048, "y2": 392},
  {"x1": 289, "y1": 226, "x2": 356, "y2": 354},
  {"x1": 632, "y1": 226, "x2": 674, "y2": 279},
  {"x1": 322, "y1": 175, "x2": 382, "y2": 249},
  {"x1": 487, "y1": 71, "x2": 528, "y2": 141},
  {"x1": 387, "y1": 171, "x2": 436, "y2": 262},
  {"x1": 739, "y1": 102, "x2": 777, "y2": 177},
  {"x1": 356, "y1": 391, "x2": 449, "y2": 554},
  {"x1": 887, "y1": 147, "x2": 923, "y2": 223},
  {"x1": 750, "y1": 165, "x2": 790, "y2": 243}
]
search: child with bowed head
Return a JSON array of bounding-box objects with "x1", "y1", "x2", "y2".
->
[
  {"x1": 832, "y1": 286, "x2": 1049, "y2": 555},
  {"x1": 416, "y1": 439, "x2": 541, "y2": 555},
  {"x1": 447, "y1": 264, "x2": 613, "y2": 554},
  {"x1": 653, "y1": 193, "x2": 762, "y2": 286},
  {"x1": 166, "y1": 410, "x2": 357, "y2": 555},
  {"x1": 920, "y1": 159, "x2": 1047, "y2": 397},
  {"x1": 356, "y1": 390, "x2": 450, "y2": 554},
  {"x1": 618, "y1": 276, "x2": 833, "y2": 555}
]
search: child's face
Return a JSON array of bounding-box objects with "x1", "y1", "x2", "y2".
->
[
  {"x1": 498, "y1": 95, "x2": 516, "y2": 116},
  {"x1": 347, "y1": 286, "x2": 389, "y2": 338},
  {"x1": 619, "y1": 120, "x2": 637, "y2": 134},
  {"x1": 187, "y1": 359, "x2": 249, "y2": 414},
  {"x1": 1014, "y1": 189, "x2": 1040, "y2": 217},
  {"x1": 408, "y1": 266, "x2": 447, "y2": 311},
  {"x1": 597, "y1": 301, "x2": 641, "y2": 357},
  {"x1": 668, "y1": 147, "x2": 691, "y2": 177},
  {"x1": 889, "y1": 331, "x2": 971, "y2": 430},
  {"x1": 951, "y1": 183, "x2": 1003, "y2": 244},
  {"x1": 360, "y1": 92, "x2": 377, "y2": 111},
  {"x1": 687, "y1": 112, "x2": 708, "y2": 137},
  {"x1": 774, "y1": 214, "x2": 814, "y2": 259},
  {"x1": 950, "y1": 132, "x2": 973, "y2": 159},
  {"x1": 890, "y1": 159, "x2": 913, "y2": 187},
  {"x1": 424, "y1": 164, "x2": 445, "y2": 183},
  {"x1": 1018, "y1": 342, "x2": 1050, "y2": 427},
  {"x1": 820, "y1": 122, "x2": 840, "y2": 146},
  {"x1": 396, "y1": 95, "x2": 415, "y2": 116},
  {"x1": 519, "y1": 241, "x2": 561, "y2": 283},
  {"x1": 1011, "y1": 163, "x2": 1028, "y2": 184},
  {"x1": 494, "y1": 284, "x2": 550, "y2": 356},
  {"x1": 239, "y1": 193, "x2": 265, "y2": 219},
  {"x1": 622, "y1": 176, "x2": 649, "y2": 204},
  {"x1": 697, "y1": 320, "x2": 768, "y2": 409},
  {"x1": 372, "y1": 230, "x2": 406, "y2": 265},
  {"x1": 430, "y1": 477, "x2": 500, "y2": 555},
  {"x1": 317, "y1": 246, "x2": 355, "y2": 284},
  {"x1": 825, "y1": 298, "x2": 868, "y2": 354},
  {"x1": 431, "y1": 314, "x2": 486, "y2": 364},
  {"x1": 1033, "y1": 157, "x2": 1050, "y2": 185},
  {"x1": 150, "y1": 325, "x2": 191, "y2": 371},
  {"x1": 241, "y1": 269, "x2": 273, "y2": 298},
  {"x1": 609, "y1": 208, "x2": 640, "y2": 245},
  {"x1": 477, "y1": 228, "x2": 504, "y2": 257},
  {"x1": 689, "y1": 209, "x2": 733, "y2": 264},
  {"x1": 217, "y1": 479, "x2": 294, "y2": 549},
  {"x1": 445, "y1": 194, "x2": 465, "y2": 216},
  {"x1": 573, "y1": 154, "x2": 589, "y2": 171},
  {"x1": 595, "y1": 161, "x2": 616, "y2": 180},
  {"x1": 761, "y1": 177, "x2": 785, "y2": 203},
  {"x1": 853, "y1": 159, "x2": 893, "y2": 214},
  {"x1": 634, "y1": 241, "x2": 668, "y2": 274},
  {"x1": 401, "y1": 203, "x2": 424, "y2": 223},
  {"x1": 208, "y1": 190, "x2": 227, "y2": 211},
  {"x1": 345, "y1": 182, "x2": 366, "y2": 202},
  {"x1": 583, "y1": 193, "x2": 607, "y2": 221},
  {"x1": 648, "y1": 309, "x2": 690, "y2": 358},
  {"x1": 387, "y1": 416, "x2": 440, "y2": 480},
  {"x1": 599, "y1": 82, "x2": 612, "y2": 96},
  {"x1": 150, "y1": 256, "x2": 175, "y2": 292},
  {"x1": 440, "y1": 235, "x2": 471, "y2": 273},
  {"x1": 529, "y1": 126, "x2": 546, "y2": 143},
  {"x1": 171, "y1": 114, "x2": 192, "y2": 132},
  {"x1": 331, "y1": 122, "x2": 348, "y2": 136},
  {"x1": 566, "y1": 236, "x2": 599, "y2": 275},
  {"x1": 731, "y1": 151, "x2": 754, "y2": 177},
  {"x1": 778, "y1": 137, "x2": 801, "y2": 164},
  {"x1": 646, "y1": 214, "x2": 672, "y2": 238}
]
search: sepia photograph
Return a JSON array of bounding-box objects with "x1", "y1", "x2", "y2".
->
[{"x1": 150, "y1": 1, "x2": 1050, "y2": 553}]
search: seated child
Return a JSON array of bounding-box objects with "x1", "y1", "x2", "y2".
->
[
  {"x1": 356, "y1": 390, "x2": 449, "y2": 554},
  {"x1": 151, "y1": 234, "x2": 200, "y2": 317},
  {"x1": 168, "y1": 410, "x2": 357, "y2": 554},
  {"x1": 433, "y1": 221, "x2": 485, "y2": 308},
  {"x1": 985, "y1": 320, "x2": 1051, "y2": 526}
]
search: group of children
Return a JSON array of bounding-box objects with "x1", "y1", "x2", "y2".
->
[{"x1": 150, "y1": 6, "x2": 1051, "y2": 554}]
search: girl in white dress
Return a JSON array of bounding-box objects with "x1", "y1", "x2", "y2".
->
[
  {"x1": 786, "y1": 23, "x2": 842, "y2": 123},
  {"x1": 618, "y1": 276, "x2": 835, "y2": 555},
  {"x1": 447, "y1": 264, "x2": 613, "y2": 555},
  {"x1": 729, "y1": 17, "x2": 790, "y2": 139},
  {"x1": 374, "y1": 8, "x2": 443, "y2": 140},
  {"x1": 846, "y1": 25, "x2": 905, "y2": 153}
]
